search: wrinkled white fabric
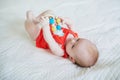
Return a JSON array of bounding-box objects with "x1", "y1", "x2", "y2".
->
[{"x1": 0, "y1": 0, "x2": 120, "y2": 80}]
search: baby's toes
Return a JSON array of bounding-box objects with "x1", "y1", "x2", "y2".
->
[{"x1": 26, "y1": 10, "x2": 34, "y2": 20}]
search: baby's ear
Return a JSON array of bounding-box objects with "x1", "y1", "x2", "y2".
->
[{"x1": 69, "y1": 57, "x2": 75, "y2": 63}]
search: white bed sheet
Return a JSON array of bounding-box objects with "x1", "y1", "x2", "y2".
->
[{"x1": 0, "y1": 0, "x2": 120, "y2": 80}]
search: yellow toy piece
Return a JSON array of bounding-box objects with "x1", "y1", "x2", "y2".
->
[
  {"x1": 52, "y1": 26, "x2": 56, "y2": 32},
  {"x1": 56, "y1": 18, "x2": 61, "y2": 24}
]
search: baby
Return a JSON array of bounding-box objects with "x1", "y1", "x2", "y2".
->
[{"x1": 25, "y1": 10, "x2": 99, "y2": 67}]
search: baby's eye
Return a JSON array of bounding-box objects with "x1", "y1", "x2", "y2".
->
[
  {"x1": 71, "y1": 44, "x2": 75, "y2": 48},
  {"x1": 76, "y1": 38, "x2": 80, "y2": 41}
]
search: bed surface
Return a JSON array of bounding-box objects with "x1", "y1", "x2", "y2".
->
[{"x1": 0, "y1": 0, "x2": 120, "y2": 80}]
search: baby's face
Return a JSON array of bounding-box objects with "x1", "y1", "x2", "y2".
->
[
  {"x1": 66, "y1": 38, "x2": 98, "y2": 67},
  {"x1": 66, "y1": 38, "x2": 82, "y2": 59}
]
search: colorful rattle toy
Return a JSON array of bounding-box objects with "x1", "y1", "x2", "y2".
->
[{"x1": 49, "y1": 17, "x2": 64, "y2": 36}]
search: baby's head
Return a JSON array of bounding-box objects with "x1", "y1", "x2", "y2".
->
[{"x1": 66, "y1": 38, "x2": 99, "y2": 67}]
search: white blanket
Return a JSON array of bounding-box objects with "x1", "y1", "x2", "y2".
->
[{"x1": 0, "y1": 0, "x2": 120, "y2": 80}]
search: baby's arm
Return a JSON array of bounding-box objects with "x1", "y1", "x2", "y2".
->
[
  {"x1": 60, "y1": 17, "x2": 74, "y2": 30},
  {"x1": 40, "y1": 17, "x2": 64, "y2": 56}
]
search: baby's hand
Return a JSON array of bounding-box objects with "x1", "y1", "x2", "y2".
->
[
  {"x1": 59, "y1": 17, "x2": 73, "y2": 29},
  {"x1": 39, "y1": 17, "x2": 49, "y2": 27}
]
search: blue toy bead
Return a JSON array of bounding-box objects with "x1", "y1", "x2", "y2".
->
[
  {"x1": 56, "y1": 25, "x2": 61, "y2": 30},
  {"x1": 49, "y1": 18, "x2": 54, "y2": 24}
]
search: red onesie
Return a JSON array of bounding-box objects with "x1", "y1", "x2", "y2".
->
[{"x1": 36, "y1": 26, "x2": 78, "y2": 58}]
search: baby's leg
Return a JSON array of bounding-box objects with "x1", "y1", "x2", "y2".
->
[
  {"x1": 36, "y1": 10, "x2": 54, "y2": 19},
  {"x1": 25, "y1": 11, "x2": 41, "y2": 40}
]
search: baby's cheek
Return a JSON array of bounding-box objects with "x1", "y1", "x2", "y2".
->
[
  {"x1": 66, "y1": 46, "x2": 70, "y2": 52},
  {"x1": 68, "y1": 49, "x2": 78, "y2": 58},
  {"x1": 72, "y1": 49, "x2": 76, "y2": 54},
  {"x1": 66, "y1": 45, "x2": 72, "y2": 54}
]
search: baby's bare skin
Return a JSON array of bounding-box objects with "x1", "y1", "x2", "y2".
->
[{"x1": 25, "y1": 10, "x2": 99, "y2": 67}]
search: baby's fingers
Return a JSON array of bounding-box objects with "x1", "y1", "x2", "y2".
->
[{"x1": 41, "y1": 16, "x2": 49, "y2": 21}]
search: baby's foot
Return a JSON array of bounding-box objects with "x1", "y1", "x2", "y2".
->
[{"x1": 26, "y1": 11, "x2": 35, "y2": 21}]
